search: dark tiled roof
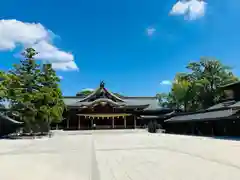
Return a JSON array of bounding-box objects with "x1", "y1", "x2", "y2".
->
[
  {"x1": 230, "y1": 101, "x2": 240, "y2": 108},
  {"x1": 140, "y1": 115, "x2": 161, "y2": 119},
  {"x1": 165, "y1": 109, "x2": 239, "y2": 123},
  {"x1": 207, "y1": 100, "x2": 236, "y2": 110},
  {"x1": 220, "y1": 81, "x2": 240, "y2": 89},
  {"x1": 63, "y1": 83, "x2": 161, "y2": 110},
  {"x1": 207, "y1": 103, "x2": 226, "y2": 110},
  {"x1": 140, "y1": 111, "x2": 176, "y2": 119},
  {"x1": 63, "y1": 96, "x2": 161, "y2": 110},
  {"x1": 0, "y1": 113, "x2": 23, "y2": 124}
]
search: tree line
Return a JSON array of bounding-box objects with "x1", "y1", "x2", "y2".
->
[
  {"x1": 0, "y1": 48, "x2": 65, "y2": 134},
  {"x1": 0, "y1": 50, "x2": 238, "y2": 134},
  {"x1": 77, "y1": 57, "x2": 238, "y2": 112},
  {"x1": 157, "y1": 57, "x2": 239, "y2": 112}
]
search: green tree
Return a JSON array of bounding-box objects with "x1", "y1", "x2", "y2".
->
[
  {"x1": 76, "y1": 89, "x2": 93, "y2": 97},
  {"x1": 36, "y1": 64, "x2": 65, "y2": 131},
  {"x1": 156, "y1": 92, "x2": 169, "y2": 107},
  {"x1": 0, "y1": 71, "x2": 7, "y2": 100},
  {"x1": 186, "y1": 57, "x2": 238, "y2": 108},
  {"x1": 157, "y1": 57, "x2": 238, "y2": 111},
  {"x1": 172, "y1": 77, "x2": 191, "y2": 111},
  {"x1": 3, "y1": 48, "x2": 65, "y2": 134},
  {"x1": 5, "y1": 48, "x2": 40, "y2": 132}
]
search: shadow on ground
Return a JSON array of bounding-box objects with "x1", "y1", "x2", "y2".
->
[{"x1": 213, "y1": 136, "x2": 240, "y2": 141}]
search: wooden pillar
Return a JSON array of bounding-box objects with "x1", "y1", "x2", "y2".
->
[
  {"x1": 78, "y1": 116, "x2": 81, "y2": 130},
  {"x1": 91, "y1": 118, "x2": 93, "y2": 129},
  {"x1": 124, "y1": 116, "x2": 127, "y2": 129},
  {"x1": 67, "y1": 118, "x2": 69, "y2": 129},
  {"x1": 112, "y1": 117, "x2": 115, "y2": 129},
  {"x1": 191, "y1": 124, "x2": 194, "y2": 135},
  {"x1": 134, "y1": 115, "x2": 136, "y2": 129}
]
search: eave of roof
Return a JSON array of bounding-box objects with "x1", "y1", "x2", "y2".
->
[
  {"x1": 78, "y1": 98, "x2": 126, "y2": 107},
  {"x1": 68, "y1": 104, "x2": 150, "y2": 110},
  {"x1": 165, "y1": 109, "x2": 239, "y2": 123},
  {"x1": 78, "y1": 87, "x2": 125, "y2": 102},
  {"x1": 140, "y1": 111, "x2": 176, "y2": 119},
  {"x1": 0, "y1": 113, "x2": 23, "y2": 124},
  {"x1": 207, "y1": 100, "x2": 236, "y2": 110},
  {"x1": 63, "y1": 96, "x2": 160, "y2": 110},
  {"x1": 115, "y1": 104, "x2": 150, "y2": 109},
  {"x1": 220, "y1": 81, "x2": 240, "y2": 89},
  {"x1": 62, "y1": 96, "x2": 157, "y2": 100},
  {"x1": 139, "y1": 115, "x2": 162, "y2": 119}
]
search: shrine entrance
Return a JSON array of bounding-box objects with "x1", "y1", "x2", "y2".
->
[
  {"x1": 77, "y1": 114, "x2": 135, "y2": 129},
  {"x1": 61, "y1": 81, "x2": 157, "y2": 130}
]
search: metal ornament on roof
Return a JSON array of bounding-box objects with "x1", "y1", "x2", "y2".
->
[{"x1": 100, "y1": 80, "x2": 105, "y2": 88}]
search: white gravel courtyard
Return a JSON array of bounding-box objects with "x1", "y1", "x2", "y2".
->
[{"x1": 0, "y1": 130, "x2": 240, "y2": 180}]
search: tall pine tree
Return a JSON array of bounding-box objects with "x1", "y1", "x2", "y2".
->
[
  {"x1": 5, "y1": 48, "x2": 65, "y2": 134},
  {"x1": 36, "y1": 63, "x2": 65, "y2": 132},
  {"x1": 6, "y1": 48, "x2": 40, "y2": 133}
]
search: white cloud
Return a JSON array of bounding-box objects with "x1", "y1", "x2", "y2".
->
[
  {"x1": 0, "y1": 19, "x2": 77, "y2": 71},
  {"x1": 160, "y1": 80, "x2": 172, "y2": 85},
  {"x1": 58, "y1": 75, "x2": 63, "y2": 80},
  {"x1": 146, "y1": 27, "x2": 156, "y2": 36},
  {"x1": 170, "y1": 0, "x2": 206, "y2": 20},
  {"x1": 52, "y1": 61, "x2": 79, "y2": 71},
  {"x1": 33, "y1": 41, "x2": 73, "y2": 62}
]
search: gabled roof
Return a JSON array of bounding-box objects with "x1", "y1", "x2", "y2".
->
[
  {"x1": 79, "y1": 82, "x2": 125, "y2": 102},
  {"x1": 63, "y1": 82, "x2": 161, "y2": 110},
  {"x1": 63, "y1": 96, "x2": 160, "y2": 110}
]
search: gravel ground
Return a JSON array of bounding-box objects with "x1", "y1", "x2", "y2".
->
[{"x1": 0, "y1": 130, "x2": 240, "y2": 180}]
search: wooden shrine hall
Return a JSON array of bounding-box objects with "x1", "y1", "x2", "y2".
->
[
  {"x1": 61, "y1": 81, "x2": 172, "y2": 130},
  {"x1": 163, "y1": 81, "x2": 240, "y2": 136}
]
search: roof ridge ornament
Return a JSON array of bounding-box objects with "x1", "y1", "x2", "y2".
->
[{"x1": 100, "y1": 80, "x2": 105, "y2": 88}]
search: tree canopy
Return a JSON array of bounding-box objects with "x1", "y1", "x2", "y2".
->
[
  {"x1": 157, "y1": 57, "x2": 239, "y2": 111},
  {"x1": 76, "y1": 89, "x2": 94, "y2": 97},
  {"x1": 1, "y1": 48, "x2": 65, "y2": 134},
  {"x1": 1, "y1": 51, "x2": 239, "y2": 133}
]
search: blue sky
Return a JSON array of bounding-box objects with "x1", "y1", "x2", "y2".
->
[{"x1": 0, "y1": 0, "x2": 240, "y2": 96}]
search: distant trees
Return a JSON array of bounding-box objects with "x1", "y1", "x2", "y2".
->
[
  {"x1": 76, "y1": 89, "x2": 93, "y2": 97},
  {"x1": 0, "y1": 71, "x2": 7, "y2": 101},
  {"x1": 1, "y1": 50, "x2": 239, "y2": 134},
  {"x1": 157, "y1": 57, "x2": 238, "y2": 111},
  {"x1": 0, "y1": 48, "x2": 65, "y2": 134}
]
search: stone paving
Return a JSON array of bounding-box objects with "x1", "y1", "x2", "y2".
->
[{"x1": 1, "y1": 130, "x2": 240, "y2": 180}]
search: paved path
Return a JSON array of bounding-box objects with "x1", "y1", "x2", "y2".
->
[{"x1": 1, "y1": 130, "x2": 240, "y2": 180}]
